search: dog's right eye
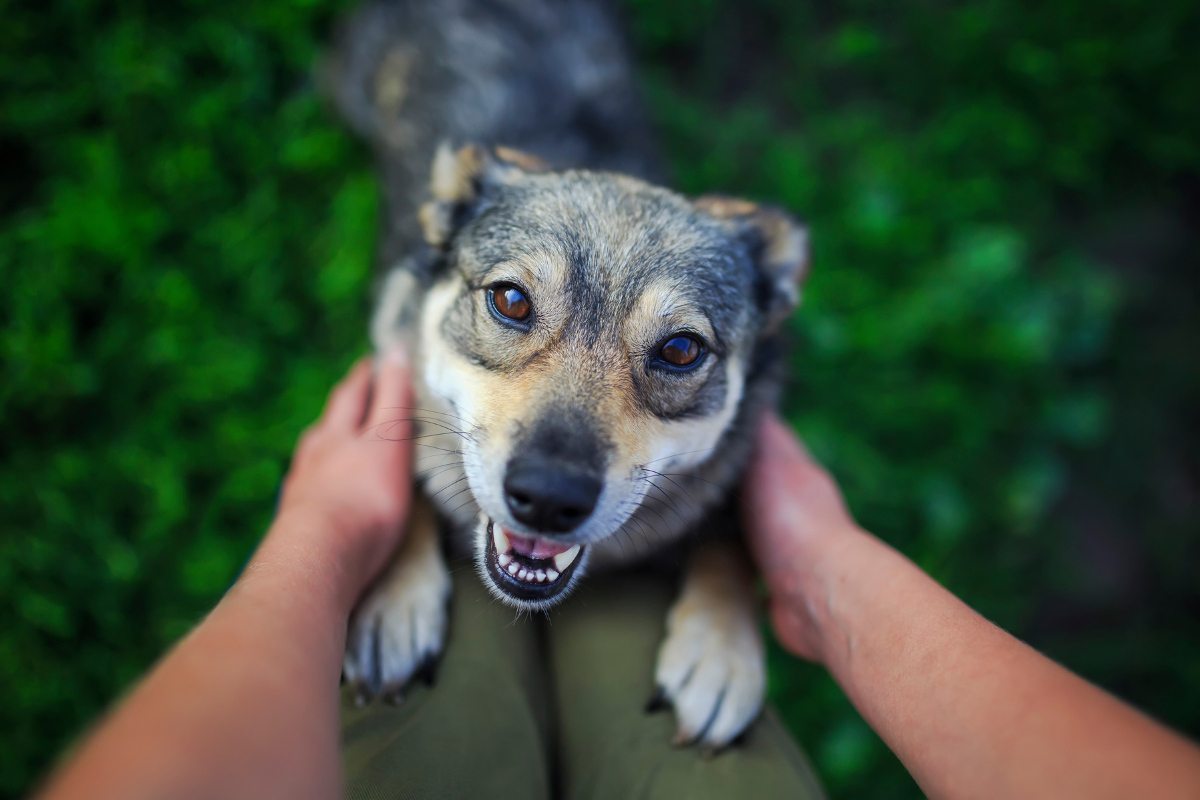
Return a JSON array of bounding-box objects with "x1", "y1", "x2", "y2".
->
[{"x1": 489, "y1": 284, "x2": 531, "y2": 322}]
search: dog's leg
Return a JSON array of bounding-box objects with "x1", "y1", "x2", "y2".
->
[
  {"x1": 343, "y1": 492, "x2": 451, "y2": 701},
  {"x1": 653, "y1": 540, "x2": 766, "y2": 750}
]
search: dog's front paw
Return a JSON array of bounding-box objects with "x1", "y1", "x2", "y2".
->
[
  {"x1": 343, "y1": 516, "x2": 451, "y2": 701},
  {"x1": 652, "y1": 546, "x2": 765, "y2": 750},
  {"x1": 344, "y1": 567, "x2": 451, "y2": 701}
]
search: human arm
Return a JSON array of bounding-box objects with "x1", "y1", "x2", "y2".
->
[
  {"x1": 38, "y1": 353, "x2": 414, "y2": 800},
  {"x1": 743, "y1": 412, "x2": 1200, "y2": 800}
]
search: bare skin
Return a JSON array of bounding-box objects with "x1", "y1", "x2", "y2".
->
[
  {"x1": 38, "y1": 353, "x2": 414, "y2": 800},
  {"x1": 743, "y1": 412, "x2": 1200, "y2": 800},
  {"x1": 35, "y1": 363, "x2": 1200, "y2": 799}
]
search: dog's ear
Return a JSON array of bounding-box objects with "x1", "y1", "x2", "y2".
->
[
  {"x1": 694, "y1": 195, "x2": 810, "y2": 331},
  {"x1": 419, "y1": 143, "x2": 549, "y2": 249}
]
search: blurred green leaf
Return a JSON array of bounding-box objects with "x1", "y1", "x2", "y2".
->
[{"x1": 2, "y1": 0, "x2": 1199, "y2": 797}]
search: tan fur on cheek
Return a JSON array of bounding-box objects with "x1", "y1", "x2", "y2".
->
[
  {"x1": 419, "y1": 276, "x2": 473, "y2": 411},
  {"x1": 639, "y1": 355, "x2": 746, "y2": 473},
  {"x1": 588, "y1": 345, "x2": 744, "y2": 495},
  {"x1": 466, "y1": 364, "x2": 555, "y2": 466},
  {"x1": 419, "y1": 276, "x2": 512, "y2": 438},
  {"x1": 418, "y1": 275, "x2": 551, "y2": 511}
]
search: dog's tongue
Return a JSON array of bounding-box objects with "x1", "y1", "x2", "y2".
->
[{"x1": 508, "y1": 533, "x2": 573, "y2": 560}]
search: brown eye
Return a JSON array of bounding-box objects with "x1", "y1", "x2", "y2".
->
[
  {"x1": 490, "y1": 285, "x2": 531, "y2": 322},
  {"x1": 659, "y1": 335, "x2": 702, "y2": 368}
]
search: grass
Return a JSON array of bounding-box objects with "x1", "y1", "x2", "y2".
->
[{"x1": 3, "y1": 0, "x2": 1199, "y2": 796}]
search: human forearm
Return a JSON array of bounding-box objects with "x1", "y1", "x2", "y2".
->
[
  {"x1": 40, "y1": 517, "x2": 352, "y2": 800},
  {"x1": 744, "y1": 413, "x2": 1200, "y2": 800},
  {"x1": 799, "y1": 527, "x2": 1200, "y2": 799},
  {"x1": 38, "y1": 356, "x2": 414, "y2": 800}
]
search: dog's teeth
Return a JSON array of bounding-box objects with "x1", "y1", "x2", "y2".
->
[
  {"x1": 492, "y1": 523, "x2": 511, "y2": 555},
  {"x1": 553, "y1": 545, "x2": 581, "y2": 571},
  {"x1": 496, "y1": 538, "x2": 576, "y2": 583}
]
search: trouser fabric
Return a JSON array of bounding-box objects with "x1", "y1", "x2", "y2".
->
[{"x1": 341, "y1": 568, "x2": 825, "y2": 800}]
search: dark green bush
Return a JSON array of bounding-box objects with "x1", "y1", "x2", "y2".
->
[{"x1": 2, "y1": 0, "x2": 1198, "y2": 796}]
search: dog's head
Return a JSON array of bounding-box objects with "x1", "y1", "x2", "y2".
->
[{"x1": 413, "y1": 144, "x2": 808, "y2": 609}]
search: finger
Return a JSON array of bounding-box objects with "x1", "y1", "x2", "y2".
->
[
  {"x1": 365, "y1": 348, "x2": 414, "y2": 437},
  {"x1": 756, "y1": 411, "x2": 814, "y2": 466},
  {"x1": 748, "y1": 412, "x2": 834, "y2": 494},
  {"x1": 321, "y1": 358, "x2": 373, "y2": 431},
  {"x1": 743, "y1": 412, "x2": 854, "y2": 545},
  {"x1": 293, "y1": 423, "x2": 321, "y2": 458}
]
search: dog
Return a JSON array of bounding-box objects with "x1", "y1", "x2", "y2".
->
[{"x1": 328, "y1": 0, "x2": 809, "y2": 749}]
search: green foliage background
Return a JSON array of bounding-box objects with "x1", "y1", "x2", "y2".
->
[{"x1": 2, "y1": 0, "x2": 1198, "y2": 796}]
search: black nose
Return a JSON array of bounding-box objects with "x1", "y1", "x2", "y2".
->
[{"x1": 503, "y1": 458, "x2": 602, "y2": 533}]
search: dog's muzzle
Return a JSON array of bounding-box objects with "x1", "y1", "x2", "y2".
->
[{"x1": 484, "y1": 520, "x2": 585, "y2": 602}]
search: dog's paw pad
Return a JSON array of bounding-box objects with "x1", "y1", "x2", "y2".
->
[
  {"x1": 343, "y1": 571, "x2": 450, "y2": 702},
  {"x1": 654, "y1": 611, "x2": 765, "y2": 749}
]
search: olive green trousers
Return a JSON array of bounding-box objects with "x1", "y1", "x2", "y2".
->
[{"x1": 341, "y1": 569, "x2": 825, "y2": 800}]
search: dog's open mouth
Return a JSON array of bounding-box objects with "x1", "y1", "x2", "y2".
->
[{"x1": 484, "y1": 520, "x2": 585, "y2": 602}]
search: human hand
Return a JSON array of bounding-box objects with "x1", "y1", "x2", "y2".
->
[
  {"x1": 741, "y1": 412, "x2": 862, "y2": 663},
  {"x1": 269, "y1": 351, "x2": 415, "y2": 608},
  {"x1": 35, "y1": 353, "x2": 417, "y2": 800}
]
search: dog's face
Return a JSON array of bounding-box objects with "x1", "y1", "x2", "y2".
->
[{"x1": 415, "y1": 145, "x2": 807, "y2": 609}]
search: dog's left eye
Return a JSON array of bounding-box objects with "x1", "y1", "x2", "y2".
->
[
  {"x1": 489, "y1": 284, "x2": 531, "y2": 322},
  {"x1": 657, "y1": 335, "x2": 703, "y2": 368}
]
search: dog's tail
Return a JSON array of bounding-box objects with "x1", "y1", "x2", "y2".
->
[{"x1": 326, "y1": 0, "x2": 661, "y2": 263}]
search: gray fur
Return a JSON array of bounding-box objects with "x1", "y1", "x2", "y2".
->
[
  {"x1": 330, "y1": 0, "x2": 802, "y2": 571},
  {"x1": 327, "y1": 0, "x2": 663, "y2": 270},
  {"x1": 332, "y1": 1, "x2": 806, "y2": 729}
]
